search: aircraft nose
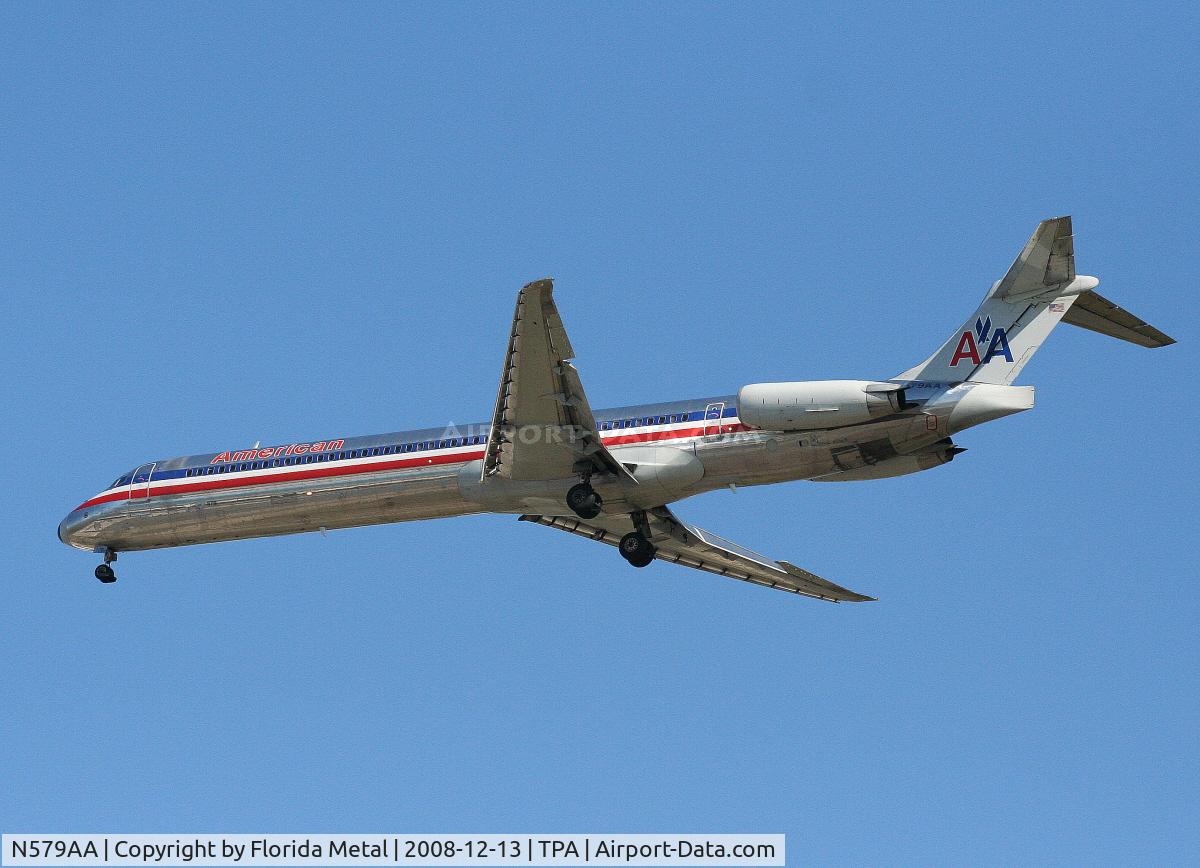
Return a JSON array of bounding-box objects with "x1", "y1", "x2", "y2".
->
[{"x1": 58, "y1": 510, "x2": 92, "y2": 550}]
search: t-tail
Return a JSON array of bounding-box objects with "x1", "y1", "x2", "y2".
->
[{"x1": 895, "y1": 216, "x2": 1175, "y2": 386}]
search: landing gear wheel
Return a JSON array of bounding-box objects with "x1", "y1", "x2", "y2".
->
[
  {"x1": 95, "y1": 564, "x2": 116, "y2": 583},
  {"x1": 566, "y1": 482, "x2": 602, "y2": 519},
  {"x1": 618, "y1": 532, "x2": 656, "y2": 568}
]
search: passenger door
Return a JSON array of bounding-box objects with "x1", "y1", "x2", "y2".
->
[{"x1": 702, "y1": 402, "x2": 726, "y2": 438}]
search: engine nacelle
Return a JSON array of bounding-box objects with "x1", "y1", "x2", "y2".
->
[
  {"x1": 811, "y1": 438, "x2": 964, "y2": 482},
  {"x1": 737, "y1": 380, "x2": 905, "y2": 431}
]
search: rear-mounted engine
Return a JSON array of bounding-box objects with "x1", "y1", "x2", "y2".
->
[{"x1": 737, "y1": 380, "x2": 906, "y2": 431}]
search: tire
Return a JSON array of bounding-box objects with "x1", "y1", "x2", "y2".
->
[
  {"x1": 619, "y1": 532, "x2": 656, "y2": 566},
  {"x1": 95, "y1": 564, "x2": 116, "y2": 583},
  {"x1": 566, "y1": 483, "x2": 602, "y2": 519},
  {"x1": 627, "y1": 548, "x2": 655, "y2": 568}
]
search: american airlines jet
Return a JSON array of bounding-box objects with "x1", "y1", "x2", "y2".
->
[{"x1": 59, "y1": 218, "x2": 1174, "y2": 600}]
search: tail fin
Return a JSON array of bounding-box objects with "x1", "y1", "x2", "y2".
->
[{"x1": 895, "y1": 216, "x2": 1175, "y2": 385}]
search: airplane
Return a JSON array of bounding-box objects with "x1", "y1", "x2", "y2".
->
[{"x1": 58, "y1": 217, "x2": 1174, "y2": 601}]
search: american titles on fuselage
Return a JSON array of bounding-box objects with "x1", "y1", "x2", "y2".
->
[{"x1": 210, "y1": 439, "x2": 347, "y2": 464}]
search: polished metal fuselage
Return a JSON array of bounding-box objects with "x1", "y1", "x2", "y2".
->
[{"x1": 58, "y1": 381, "x2": 1029, "y2": 554}]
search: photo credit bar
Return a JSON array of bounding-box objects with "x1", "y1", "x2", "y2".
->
[{"x1": 2, "y1": 835, "x2": 785, "y2": 866}]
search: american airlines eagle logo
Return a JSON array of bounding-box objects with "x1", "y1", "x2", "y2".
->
[{"x1": 950, "y1": 316, "x2": 1013, "y2": 367}]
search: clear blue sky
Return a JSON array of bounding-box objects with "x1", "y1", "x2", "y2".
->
[{"x1": 3, "y1": 4, "x2": 1196, "y2": 865}]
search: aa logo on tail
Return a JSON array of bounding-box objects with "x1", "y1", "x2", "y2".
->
[{"x1": 950, "y1": 316, "x2": 1013, "y2": 367}]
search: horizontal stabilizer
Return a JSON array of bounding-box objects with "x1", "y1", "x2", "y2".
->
[
  {"x1": 896, "y1": 217, "x2": 1176, "y2": 384},
  {"x1": 1061, "y1": 289, "x2": 1176, "y2": 348}
]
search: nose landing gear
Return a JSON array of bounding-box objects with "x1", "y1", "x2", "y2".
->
[{"x1": 94, "y1": 548, "x2": 117, "y2": 583}]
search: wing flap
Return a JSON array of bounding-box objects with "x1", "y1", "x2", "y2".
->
[{"x1": 520, "y1": 508, "x2": 875, "y2": 603}]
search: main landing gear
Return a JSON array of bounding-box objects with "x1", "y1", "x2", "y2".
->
[
  {"x1": 566, "y1": 481, "x2": 602, "y2": 519},
  {"x1": 94, "y1": 548, "x2": 117, "y2": 583},
  {"x1": 564, "y1": 479, "x2": 655, "y2": 568},
  {"x1": 618, "y1": 510, "x2": 656, "y2": 568},
  {"x1": 619, "y1": 531, "x2": 656, "y2": 568}
]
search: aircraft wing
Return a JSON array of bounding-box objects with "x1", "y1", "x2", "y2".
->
[
  {"x1": 519, "y1": 506, "x2": 876, "y2": 602},
  {"x1": 482, "y1": 279, "x2": 635, "y2": 483}
]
